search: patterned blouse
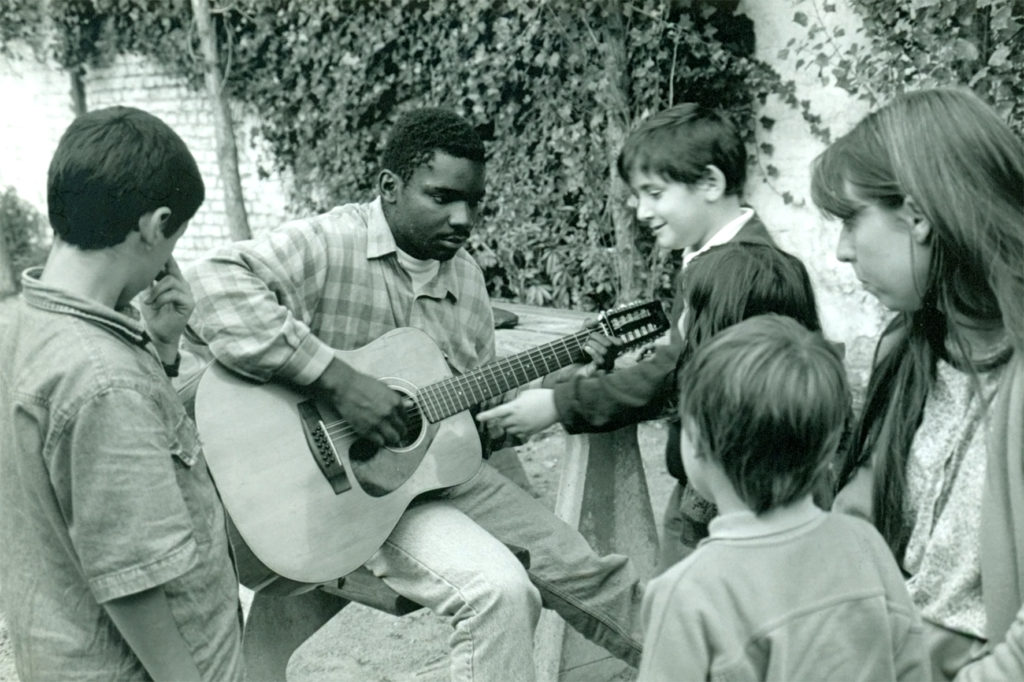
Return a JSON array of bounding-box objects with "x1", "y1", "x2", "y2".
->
[{"x1": 903, "y1": 358, "x2": 1005, "y2": 638}]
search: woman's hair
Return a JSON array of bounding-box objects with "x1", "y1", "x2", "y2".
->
[
  {"x1": 678, "y1": 241, "x2": 823, "y2": 369},
  {"x1": 810, "y1": 87, "x2": 1024, "y2": 557}
]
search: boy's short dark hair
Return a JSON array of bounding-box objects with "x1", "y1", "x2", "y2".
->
[
  {"x1": 678, "y1": 314, "x2": 850, "y2": 514},
  {"x1": 381, "y1": 108, "x2": 485, "y2": 182},
  {"x1": 617, "y1": 103, "x2": 746, "y2": 196},
  {"x1": 47, "y1": 106, "x2": 205, "y2": 250}
]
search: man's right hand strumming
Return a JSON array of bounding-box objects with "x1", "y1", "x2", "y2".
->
[{"x1": 314, "y1": 357, "x2": 407, "y2": 447}]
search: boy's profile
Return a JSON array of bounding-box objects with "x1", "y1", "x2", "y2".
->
[
  {"x1": 478, "y1": 103, "x2": 776, "y2": 567},
  {"x1": 0, "y1": 106, "x2": 242, "y2": 680},
  {"x1": 638, "y1": 315, "x2": 928, "y2": 681}
]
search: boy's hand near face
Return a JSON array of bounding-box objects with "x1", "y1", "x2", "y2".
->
[{"x1": 139, "y1": 257, "x2": 194, "y2": 363}]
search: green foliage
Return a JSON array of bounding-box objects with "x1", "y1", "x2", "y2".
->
[
  {"x1": 784, "y1": 0, "x2": 1024, "y2": 135},
  {"x1": 219, "y1": 0, "x2": 779, "y2": 309},
  {"x1": 37, "y1": 0, "x2": 779, "y2": 310},
  {"x1": 0, "y1": 0, "x2": 45, "y2": 57},
  {"x1": 0, "y1": 187, "x2": 49, "y2": 286}
]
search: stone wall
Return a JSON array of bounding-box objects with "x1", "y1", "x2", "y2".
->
[{"x1": 742, "y1": 0, "x2": 888, "y2": 397}]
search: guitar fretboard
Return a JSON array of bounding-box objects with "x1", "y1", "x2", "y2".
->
[{"x1": 416, "y1": 329, "x2": 591, "y2": 423}]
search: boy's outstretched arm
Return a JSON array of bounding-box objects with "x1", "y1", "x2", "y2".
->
[
  {"x1": 476, "y1": 329, "x2": 619, "y2": 438},
  {"x1": 104, "y1": 586, "x2": 202, "y2": 681},
  {"x1": 477, "y1": 388, "x2": 559, "y2": 439},
  {"x1": 553, "y1": 340, "x2": 681, "y2": 434}
]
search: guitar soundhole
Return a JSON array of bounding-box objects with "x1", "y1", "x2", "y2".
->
[
  {"x1": 349, "y1": 399, "x2": 423, "y2": 461},
  {"x1": 399, "y1": 404, "x2": 423, "y2": 448}
]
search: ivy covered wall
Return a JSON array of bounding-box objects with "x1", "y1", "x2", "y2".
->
[{"x1": 1, "y1": 0, "x2": 1020, "y2": 397}]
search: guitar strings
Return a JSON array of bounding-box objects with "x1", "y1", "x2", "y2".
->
[
  {"x1": 322, "y1": 401, "x2": 424, "y2": 439},
  {"x1": 319, "y1": 329, "x2": 593, "y2": 439},
  {"x1": 316, "y1": 315, "x2": 657, "y2": 441}
]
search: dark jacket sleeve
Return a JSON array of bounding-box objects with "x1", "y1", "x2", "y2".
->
[
  {"x1": 551, "y1": 214, "x2": 775, "y2": 435},
  {"x1": 552, "y1": 339, "x2": 681, "y2": 433}
]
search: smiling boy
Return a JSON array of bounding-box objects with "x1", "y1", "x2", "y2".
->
[{"x1": 478, "y1": 103, "x2": 777, "y2": 569}]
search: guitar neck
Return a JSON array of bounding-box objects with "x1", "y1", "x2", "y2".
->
[{"x1": 417, "y1": 329, "x2": 591, "y2": 423}]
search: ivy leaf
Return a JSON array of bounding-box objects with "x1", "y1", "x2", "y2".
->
[
  {"x1": 793, "y1": 11, "x2": 808, "y2": 28},
  {"x1": 953, "y1": 38, "x2": 979, "y2": 61},
  {"x1": 988, "y1": 45, "x2": 1010, "y2": 67}
]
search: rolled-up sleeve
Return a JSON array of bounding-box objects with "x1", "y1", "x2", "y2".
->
[
  {"x1": 64, "y1": 389, "x2": 196, "y2": 603},
  {"x1": 188, "y1": 219, "x2": 335, "y2": 385}
]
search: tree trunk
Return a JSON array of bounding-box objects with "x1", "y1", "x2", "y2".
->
[
  {"x1": 0, "y1": 222, "x2": 17, "y2": 296},
  {"x1": 600, "y1": 0, "x2": 636, "y2": 302},
  {"x1": 70, "y1": 65, "x2": 87, "y2": 116},
  {"x1": 191, "y1": 0, "x2": 251, "y2": 241}
]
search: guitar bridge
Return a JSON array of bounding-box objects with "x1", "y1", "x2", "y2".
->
[{"x1": 298, "y1": 400, "x2": 351, "y2": 495}]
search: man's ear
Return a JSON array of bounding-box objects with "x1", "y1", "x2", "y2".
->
[
  {"x1": 700, "y1": 165, "x2": 727, "y2": 202},
  {"x1": 378, "y1": 169, "x2": 402, "y2": 204},
  {"x1": 902, "y1": 195, "x2": 932, "y2": 244},
  {"x1": 137, "y1": 207, "x2": 173, "y2": 247}
]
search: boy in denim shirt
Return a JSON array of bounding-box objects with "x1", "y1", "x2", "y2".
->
[
  {"x1": 638, "y1": 315, "x2": 928, "y2": 681},
  {"x1": 0, "y1": 107, "x2": 242, "y2": 680}
]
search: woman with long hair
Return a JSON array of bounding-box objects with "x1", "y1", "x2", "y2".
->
[{"x1": 812, "y1": 87, "x2": 1024, "y2": 680}]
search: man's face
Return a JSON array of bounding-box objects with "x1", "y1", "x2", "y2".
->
[{"x1": 386, "y1": 151, "x2": 486, "y2": 262}]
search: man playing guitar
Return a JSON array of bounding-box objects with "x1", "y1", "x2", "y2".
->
[{"x1": 186, "y1": 108, "x2": 644, "y2": 680}]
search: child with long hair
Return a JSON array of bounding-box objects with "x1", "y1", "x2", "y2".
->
[
  {"x1": 812, "y1": 87, "x2": 1024, "y2": 680},
  {"x1": 485, "y1": 239, "x2": 838, "y2": 570}
]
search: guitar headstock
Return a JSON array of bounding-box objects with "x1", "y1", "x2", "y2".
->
[{"x1": 597, "y1": 300, "x2": 670, "y2": 350}]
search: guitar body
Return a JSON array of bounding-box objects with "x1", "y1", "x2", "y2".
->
[{"x1": 196, "y1": 327, "x2": 482, "y2": 584}]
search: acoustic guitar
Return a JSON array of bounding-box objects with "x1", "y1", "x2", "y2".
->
[{"x1": 194, "y1": 301, "x2": 668, "y2": 584}]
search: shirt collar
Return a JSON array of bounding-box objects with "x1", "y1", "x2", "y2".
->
[
  {"x1": 682, "y1": 207, "x2": 754, "y2": 268},
  {"x1": 20, "y1": 266, "x2": 150, "y2": 347},
  {"x1": 365, "y1": 197, "x2": 399, "y2": 260},
  {"x1": 365, "y1": 196, "x2": 462, "y2": 301},
  {"x1": 707, "y1": 496, "x2": 823, "y2": 541}
]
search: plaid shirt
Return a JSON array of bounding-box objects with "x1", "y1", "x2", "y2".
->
[{"x1": 188, "y1": 198, "x2": 496, "y2": 386}]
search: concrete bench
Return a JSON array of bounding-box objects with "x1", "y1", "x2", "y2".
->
[{"x1": 494, "y1": 303, "x2": 660, "y2": 680}]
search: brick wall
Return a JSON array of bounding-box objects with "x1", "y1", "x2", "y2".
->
[{"x1": 0, "y1": 49, "x2": 289, "y2": 263}]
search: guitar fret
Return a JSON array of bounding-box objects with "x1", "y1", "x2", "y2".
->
[{"x1": 413, "y1": 304, "x2": 668, "y2": 425}]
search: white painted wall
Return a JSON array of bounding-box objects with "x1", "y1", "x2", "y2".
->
[{"x1": 742, "y1": 0, "x2": 888, "y2": 396}]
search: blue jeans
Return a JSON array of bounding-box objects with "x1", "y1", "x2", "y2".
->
[{"x1": 363, "y1": 460, "x2": 643, "y2": 681}]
